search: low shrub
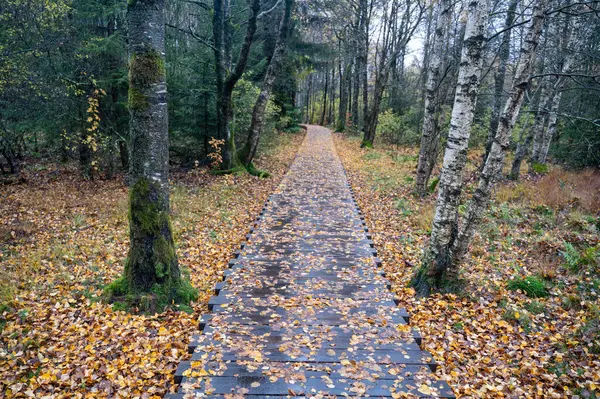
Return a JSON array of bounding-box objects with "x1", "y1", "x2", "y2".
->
[
  {"x1": 507, "y1": 276, "x2": 549, "y2": 298},
  {"x1": 530, "y1": 162, "x2": 549, "y2": 174}
]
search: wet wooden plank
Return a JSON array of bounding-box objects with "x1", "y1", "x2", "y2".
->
[
  {"x1": 190, "y1": 348, "x2": 437, "y2": 369},
  {"x1": 174, "y1": 375, "x2": 454, "y2": 397},
  {"x1": 188, "y1": 330, "x2": 422, "y2": 353},
  {"x1": 165, "y1": 126, "x2": 454, "y2": 399},
  {"x1": 174, "y1": 361, "x2": 432, "y2": 384}
]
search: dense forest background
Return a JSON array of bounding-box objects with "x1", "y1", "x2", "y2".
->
[
  {"x1": 1, "y1": 0, "x2": 598, "y2": 179},
  {"x1": 1, "y1": 0, "x2": 301, "y2": 178}
]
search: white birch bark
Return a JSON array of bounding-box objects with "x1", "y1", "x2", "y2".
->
[
  {"x1": 453, "y1": 0, "x2": 546, "y2": 262},
  {"x1": 483, "y1": 0, "x2": 518, "y2": 164},
  {"x1": 415, "y1": 0, "x2": 452, "y2": 195},
  {"x1": 529, "y1": 80, "x2": 552, "y2": 164},
  {"x1": 531, "y1": 7, "x2": 583, "y2": 166},
  {"x1": 537, "y1": 14, "x2": 583, "y2": 163},
  {"x1": 412, "y1": 0, "x2": 490, "y2": 296}
]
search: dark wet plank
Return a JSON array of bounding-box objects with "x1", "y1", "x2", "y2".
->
[
  {"x1": 174, "y1": 376, "x2": 455, "y2": 397},
  {"x1": 165, "y1": 126, "x2": 454, "y2": 399},
  {"x1": 199, "y1": 305, "x2": 410, "y2": 326},
  {"x1": 174, "y1": 361, "x2": 432, "y2": 383},
  {"x1": 190, "y1": 348, "x2": 436, "y2": 369},
  {"x1": 188, "y1": 331, "x2": 422, "y2": 353}
]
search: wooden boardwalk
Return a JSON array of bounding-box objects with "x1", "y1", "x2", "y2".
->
[{"x1": 166, "y1": 126, "x2": 455, "y2": 398}]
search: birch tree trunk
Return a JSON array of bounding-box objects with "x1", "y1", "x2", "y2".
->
[
  {"x1": 238, "y1": 0, "x2": 293, "y2": 171},
  {"x1": 529, "y1": 82, "x2": 552, "y2": 165},
  {"x1": 109, "y1": 0, "x2": 196, "y2": 308},
  {"x1": 482, "y1": 0, "x2": 518, "y2": 165},
  {"x1": 452, "y1": 1, "x2": 546, "y2": 263},
  {"x1": 411, "y1": 0, "x2": 490, "y2": 296},
  {"x1": 540, "y1": 91, "x2": 562, "y2": 159},
  {"x1": 414, "y1": 0, "x2": 451, "y2": 195},
  {"x1": 530, "y1": 9, "x2": 582, "y2": 166}
]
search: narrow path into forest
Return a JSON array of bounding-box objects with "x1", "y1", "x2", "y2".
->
[{"x1": 166, "y1": 126, "x2": 455, "y2": 398}]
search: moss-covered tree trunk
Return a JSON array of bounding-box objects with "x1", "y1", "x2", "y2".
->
[{"x1": 108, "y1": 0, "x2": 196, "y2": 309}]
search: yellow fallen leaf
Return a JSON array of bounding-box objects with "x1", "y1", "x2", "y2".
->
[{"x1": 418, "y1": 384, "x2": 432, "y2": 395}]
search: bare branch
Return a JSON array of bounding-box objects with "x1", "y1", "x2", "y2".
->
[
  {"x1": 258, "y1": 0, "x2": 283, "y2": 20},
  {"x1": 165, "y1": 23, "x2": 216, "y2": 51}
]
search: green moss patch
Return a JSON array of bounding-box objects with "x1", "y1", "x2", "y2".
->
[
  {"x1": 128, "y1": 88, "x2": 149, "y2": 111},
  {"x1": 507, "y1": 276, "x2": 549, "y2": 298},
  {"x1": 129, "y1": 51, "x2": 165, "y2": 88},
  {"x1": 104, "y1": 178, "x2": 198, "y2": 312}
]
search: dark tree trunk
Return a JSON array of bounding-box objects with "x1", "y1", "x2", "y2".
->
[
  {"x1": 202, "y1": 92, "x2": 210, "y2": 156},
  {"x1": 337, "y1": 53, "x2": 349, "y2": 131},
  {"x1": 109, "y1": 0, "x2": 196, "y2": 308},
  {"x1": 360, "y1": 0, "x2": 369, "y2": 130},
  {"x1": 351, "y1": 55, "x2": 359, "y2": 126},
  {"x1": 310, "y1": 74, "x2": 316, "y2": 123},
  {"x1": 79, "y1": 129, "x2": 93, "y2": 180},
  {"x1": 118, "y1": 140, "x2": 129, "y2": 170},
  {"x1": 239, "y1": 0, "x2": 294, "y2": 169},
  {"x1": 328, "y1": 65, "x2": 335, "y2": 124},
  {"x1": 320, "y1": 61, "x2": 329, "y2": 126},
  {"x1": 362, "y1": 72, "x2": 387, "y2": 147},
  {"x1": 347, "y1": 62, "x2": 353, "y2": 119},
  {"x1": 509, "y1": 113, "x2": 535, "y2": 179},
  {"x1": 213, "y1": 0, "x2": 261, "y2": 170}
]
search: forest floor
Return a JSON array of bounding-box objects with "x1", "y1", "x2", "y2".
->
[
  {"x1": 1, "y1": 126, "x2": 598, "y2": 399},
  {"x1": 334, "y1": 132, "x2": 600, "y2": 398},
  {"x1": 0, "y1": 130, "x2": 305, "y2": 398}
]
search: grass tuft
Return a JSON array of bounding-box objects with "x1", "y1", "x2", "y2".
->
[{"x1": 507, "y1": 276, "x2": 549, "y2": 298}]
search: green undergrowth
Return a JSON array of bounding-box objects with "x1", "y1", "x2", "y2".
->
[
  {"x1": 104, "y1": 274, "x2": 197, "y2": 313},
  {"x1": 507, "y1": 276, "x2": 549, "y2": 298}
]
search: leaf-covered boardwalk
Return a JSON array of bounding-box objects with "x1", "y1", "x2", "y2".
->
[{"x1": 166, "y1": 126, "x2": 455, "y2": 399}]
